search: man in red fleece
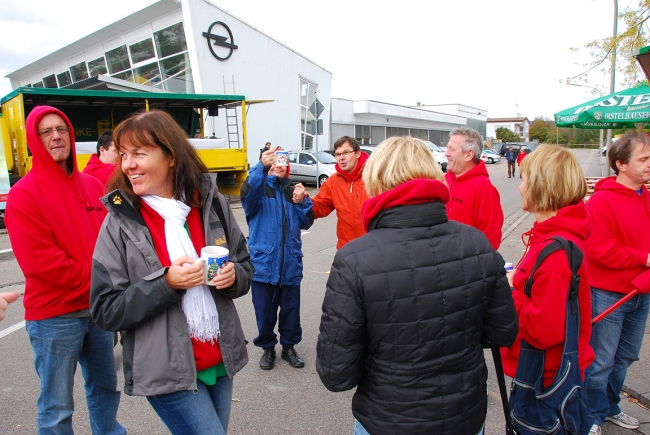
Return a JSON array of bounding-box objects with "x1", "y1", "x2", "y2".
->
[
  {"x1": 584, "y1": 130, "x2": 650, "y2": 435},
  {"x1": 311, "y1": 136, "x2": 369, "y2": 249},
  {"x1": 5, "y1": 106, "x2": 125, "y2": 434},
  {"x1": 83, "y1": 129, "x2": 118, "y2": 187},
  {"x1": 444, "y1": 127, "x2": 504, "y2": 250}
]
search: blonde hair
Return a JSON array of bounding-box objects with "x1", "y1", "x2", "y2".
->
[
  {"x1": 520, "y1": 145, "x2": 586, "y2": 212},
  {"x1": 363, "y1": 136, "x2": 444, "y2": 197}
]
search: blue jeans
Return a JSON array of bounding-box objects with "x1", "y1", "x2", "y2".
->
[
  {"x1": 354, "y1": 420, "x2": 484, "y2": 435},
  {"x1": 585, "y1": 288, "x2": 650, "y2": 425},
  {"x1": 147, "y1": 375, "x2": 233, "y2": 435},
  {"x1": 25, "y1": 317, "x2": 124, "y2": 435}
]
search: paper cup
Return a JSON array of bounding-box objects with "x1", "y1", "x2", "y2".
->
[
  {"x1": 504, "y1": 262, "x2": 514, "y2": 272},
  {"x1": 200, "y1": 246, "x2": 229, "y2": 285},
  {"x1": 275, "y1": 150, "x2": 288, "y2": 166}
]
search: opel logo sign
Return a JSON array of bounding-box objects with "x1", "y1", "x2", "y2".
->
[
  {"x1": 203, "y1": 21, "x2": 238, "y2": 61},
  {"x1": 594, "y1": 112, "x2": 603, "y2": 121}
]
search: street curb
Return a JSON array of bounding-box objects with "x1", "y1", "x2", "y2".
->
[{"x1": 622, "y1": 382, "x2": 650, "y2": 408}]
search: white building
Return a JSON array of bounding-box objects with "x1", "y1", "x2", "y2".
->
[
  {"x1": 5, "y1": 0, "x2": 332, "y2": 165},
  {"x1": 414, "y1": 104, "x2": 487, "y2": 139},
  {"x1": 486, "y1": 117, "x2": 530, "y2": 142},
  {"x1": 331, "y1": 98, "x2": 468, "y2": 148}
]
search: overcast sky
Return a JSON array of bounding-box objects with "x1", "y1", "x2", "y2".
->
[{"x1": 0, "y1": 0, "x2": 638, "y2": 119}]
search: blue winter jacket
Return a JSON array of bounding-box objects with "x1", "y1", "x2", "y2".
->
[
  {"x1": 505, "y1": 150, "x2": 518, "y2": 163},
  {"x1": 241, "y1": 162, "x2": 314, "y2": 286}
]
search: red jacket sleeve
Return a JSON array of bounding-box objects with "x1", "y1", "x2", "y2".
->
[
  {"x1": 311, "y1": 177, "x2": 335, "y2": 219},
  {"x1": 476, "y1": 184, "x2": 504, "y2": 250},
  {"x1": 512, "y1": 252, "x2": 571, "y2": 350},
  {"x1": 6, "y1": 191, "x2": 90, "y2": 291}
]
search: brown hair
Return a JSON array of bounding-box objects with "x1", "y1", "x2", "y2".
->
[
  {"x1": 333, "y1": 135, "x2": 360, "y2": 151},
  {"x1": 110, "y1": 109, "x2": 208, "y2": 208},
  {"x1": 520, "y1": 145, "x2": 586, "y2": 212},
  {"x1": 608, "y1": 130, "x2": 650, "y2": 175}
]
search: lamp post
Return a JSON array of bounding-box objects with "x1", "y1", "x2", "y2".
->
[{"x1": 566, "y1": 83, "x2": 605, "y2": 158}]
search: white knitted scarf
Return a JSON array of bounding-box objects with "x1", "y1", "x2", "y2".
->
[{"x1": 142, "y1": 195, "x2": 220, "y2": 342}]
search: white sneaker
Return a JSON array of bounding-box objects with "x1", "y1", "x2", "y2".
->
[
  {"x1": 605, "y1": 411, "x2": 640, "y2": 429},
  {"x1": 588, "y1": 424, "x2": 601, "y2": 435}
]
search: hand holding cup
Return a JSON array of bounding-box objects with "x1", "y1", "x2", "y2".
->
[{"x1": 165, "y1": 255, "x2": 205, "y2": 291}]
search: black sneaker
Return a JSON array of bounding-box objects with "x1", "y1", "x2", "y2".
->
[
  {"x1": 281, "y1": 347, "x2": 305, "y2": 368},
  {"x1": 259, "y1": 348, "x2": 276, "y2": 370}
]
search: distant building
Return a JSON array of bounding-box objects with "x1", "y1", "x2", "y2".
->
[
  {"x1": 331, "y1": 98, "x2": 470, "y2": 148},
  {"x1": 413, "y1": 104, "x2": 487, "y2": 139},
  {"x1": 486, "y1": 117, "x2": 530, "y2": 142}
]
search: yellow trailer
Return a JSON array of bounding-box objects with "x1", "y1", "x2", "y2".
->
[{"x1": 0, "y1": 87, "x2": 257, "y2": 197}]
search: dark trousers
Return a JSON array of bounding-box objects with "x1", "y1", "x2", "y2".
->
[
  {"x1": 251, "y1": 281, "x2": 302, "y2": 349},
  {"x1": 507, "y1": 161, "x2": 516, "y2": 177}
]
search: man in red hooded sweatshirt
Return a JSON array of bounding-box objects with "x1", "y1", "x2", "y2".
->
[
  {"x1": 584, "y1": 130, "x2": 650, "y2": 435},
  {"x1": 445, "y1": 127, "x2": 504, "y2": 250},
  {"x1": 83, "y1": 129, "x2": 119, "y2": 187},
  {"x1": 5, "y1": 106, "x2": 125, "y2": 434},
  {"x1": 311, "y1": 136, "x2": 369, "y2": 249}
]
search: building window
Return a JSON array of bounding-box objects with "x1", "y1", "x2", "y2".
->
[
  {"x1": 88, "y1": 57, "x2": 108, "y2": 76},
  {"x1": 154, "y1": 23, "x2": 188, "y2": 59},
  {"x1": 106, "y1": 45, "x2": 130, "y2": 74},
  {"x1": 70, "y1": 62, "x2": 89, "y2": 83},
  {"x1": 56, "y1": 71, "x2": 72, "y2": 88},
  {"x1": 42, "y1": 74, "x2": 57, "y2": 88},
  {"x1": 32, "y1": 81, "x2": 44, "y2": 88},
  {"x1": 159, "y1": 52, "x2": 194, "y2": 93},
  {"x1": 133, "y1": 62, "x2": 161, "y2": 86},
  {"x1": 113, "y1": 70, "x2": 134, "y2": 82},
  {"x1": 410, "y1": 128, "x2": 427, "y2": 140},
  {"x1": 129, "y1": 38, "x2": 156, "y2": 65},
  {"x1": 386, "y1": 127, "x2": 409, "y2": 137},
  {"x1": 300, "y1": 78, "x2": 317, "y2": 151},
  {"x1": 355, "y1": 125, "x2": 371, "y2": 144}
]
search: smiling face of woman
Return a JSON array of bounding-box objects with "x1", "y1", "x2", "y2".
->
[{"x1": 120, "y1": 141, "x2": 175, "y2": 198}]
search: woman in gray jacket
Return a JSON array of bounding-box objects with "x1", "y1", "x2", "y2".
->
[{"x1": 90, "y1": 110, "x2": 253, "y2": 435}]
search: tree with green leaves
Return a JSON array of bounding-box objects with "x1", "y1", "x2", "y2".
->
[
  {"x1": 569, "y1": 0, "x2": 650, "y2": 90},
  {"x1": 495, "y1": 127, "x2": 521, "y2": 142},
  {"x1": 529, "y1": 118, "x2": 549, "y2": 142}
]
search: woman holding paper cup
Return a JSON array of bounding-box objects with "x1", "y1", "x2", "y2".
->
[
  {"x1": 90, "y1": 109, "x2": 253, "y2": 435},
  {"x1": 316, "y1": 137, "x2": 518, "y2": 435},
  {"x1": 241, "y1": 146, "x2": 314, "y2": 370}
]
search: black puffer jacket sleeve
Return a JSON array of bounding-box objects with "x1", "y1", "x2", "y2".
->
[
  {"x1": 481, "y1": 252, "x2": 518, "y2": 348},
  {"x1": 316, "y1": 252, "x2": 366, "y2": 392}
]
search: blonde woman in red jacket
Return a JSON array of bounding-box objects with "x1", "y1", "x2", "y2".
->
[{"x1": 501, "y1": 145, "x2": 594, "y2": 394}]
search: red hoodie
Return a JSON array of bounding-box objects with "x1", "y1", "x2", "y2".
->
[
  {"x1": 501, "y1": 202, "x2": 594, "y2": 387},
  {"x1": 444, "y1": 160, "x2": 504, "y2": 249},
  {"x1": 312, "y1": 152, "x2": 370, "y2": 249},
  {"x1": 5, "y1": 106, "x2": 107, "y2": 320},
  {"x1": 82, "y1": 153, "x2": 117, "y2": 187},
  {"x1": 585, "y1": 176, "x2": 650, "y2": 294}
]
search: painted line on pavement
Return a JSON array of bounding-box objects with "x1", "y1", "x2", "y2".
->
[
  {"x1": 0, "y1": 320, "x2": 25, "y2": 339},
  {"x1": 501, "y1": 209, "x2": 531, "y2": 241},
  {"x1": 0, "y1": 248, "x2": 13, "y2": 254}
]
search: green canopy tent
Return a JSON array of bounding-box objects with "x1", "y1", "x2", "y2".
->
[{"x1": 554, "y1": 85, "x2": 650, "y2": 130}]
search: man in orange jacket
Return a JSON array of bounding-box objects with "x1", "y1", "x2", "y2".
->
[{"x1": 311, "y1": 136, "x2": 369, "y2": 249}]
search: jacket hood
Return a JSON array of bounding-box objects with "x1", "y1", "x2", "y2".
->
[
  {"x1": 361, "y1": 178, "x2": 450, "y2": 230},
  {"x1": 595, "y1": 176, "x2": 648, "y2": 195},
  {"x1": 336, "y1": 151, "x2": 369, "y2": 182},
  {"x1": 447, "y1": 160, "x2": 489, "y2": 182},
  {"x1": 26, "y1": 105, "x2": 78, "y2": 178},
  {"x1": 531, "y1": 201, "x2": 591, "y2": 243}
]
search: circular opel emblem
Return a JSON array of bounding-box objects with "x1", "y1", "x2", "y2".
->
[
  {"x1": 594, "y1": 112, "x2": 603, "y2": 121},
  {"x1": 202, "y1": 21, "x2": 238, "y2": 61}
]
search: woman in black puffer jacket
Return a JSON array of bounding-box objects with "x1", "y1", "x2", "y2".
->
[{"x1": 316, "y1": 136, "x2": 518, "y2": 435}]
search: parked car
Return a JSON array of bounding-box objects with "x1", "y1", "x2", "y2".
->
[
  {"x1": 360, "y1": 145, "x2": 378, "y2": 155},
  {"x1": 480, "y1": 149, "x2": 501, "y2": 164},
  {"x1": 498, "y1": 142, "x2": 534, "y2": 156},
  {"x1": 421, "y1": 140, "x2": 448, "y2": 172},
  {"x1": 286, "y1": 150, "x2": 337, "y2": 185}
]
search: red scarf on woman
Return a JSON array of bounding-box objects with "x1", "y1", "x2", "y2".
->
[{"x1": 361, "y1": 178, "x2": 450, "y2": 231}]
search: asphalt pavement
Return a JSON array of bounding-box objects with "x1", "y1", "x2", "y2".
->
[{"x1": 1, "y1": 148, "x2": 649, "y2": 434}]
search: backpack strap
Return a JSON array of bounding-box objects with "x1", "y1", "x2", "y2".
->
[{"x1": 524, "y1": 236, "x2": 582, "y2": 314}]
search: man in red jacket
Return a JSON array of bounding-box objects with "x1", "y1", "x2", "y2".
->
[
  {"x1": 584, "y1": 130, "x2": 650, "y2": 435},
  {"x1": 82, "y1": 129, "x2": 118, "y2": 187},
  {"x1": 5, "y1": 106, "x2": 125, "y2": 434},
  {"x1": 444, "y1": 127, "x2": 504, "y2": 249}
]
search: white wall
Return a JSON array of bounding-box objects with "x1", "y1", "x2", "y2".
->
[{"x1": 182, "y1": 0, "x2": 332, "y2": 164}]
